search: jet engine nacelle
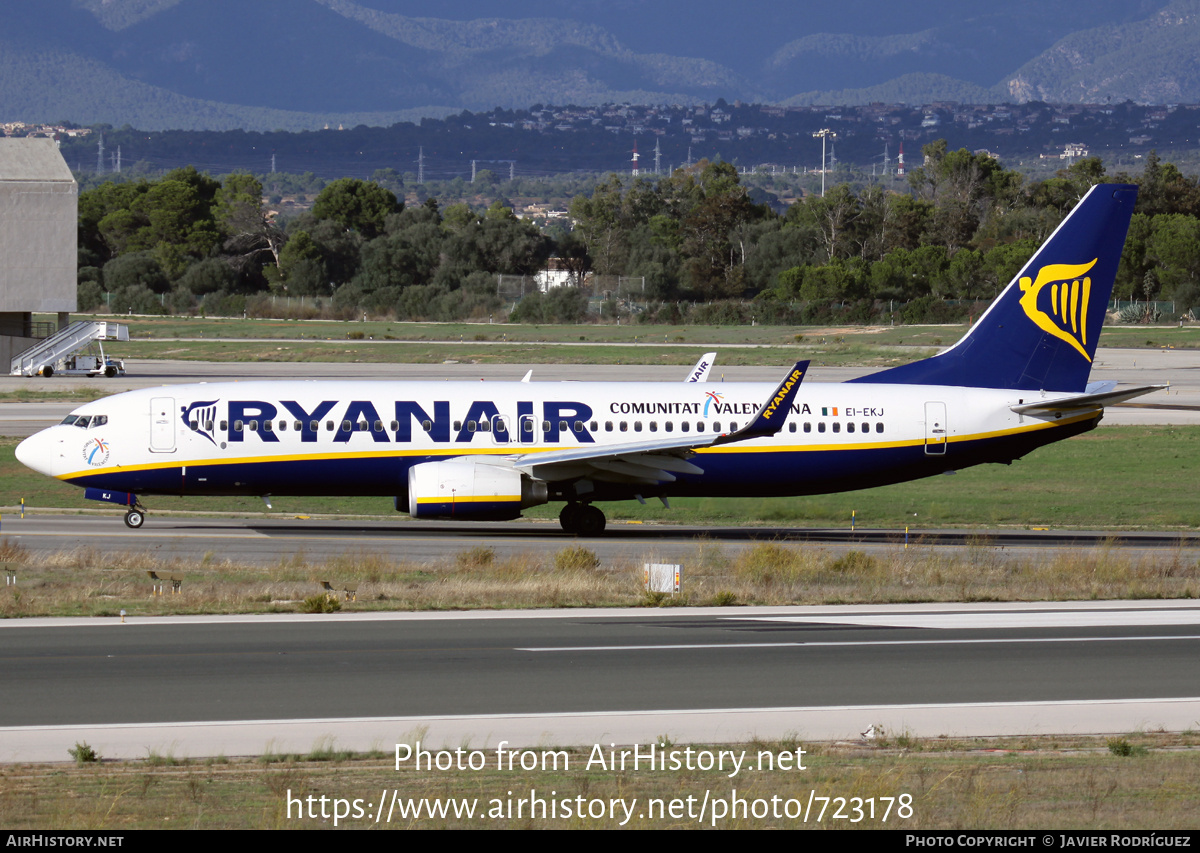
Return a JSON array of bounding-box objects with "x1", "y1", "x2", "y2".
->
[{"x1": 407, "y1": 460, "x2": 548, "y2": 520}]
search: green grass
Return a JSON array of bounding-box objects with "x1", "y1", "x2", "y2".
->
[
  {"x1": 44, "y1": 311, "x2": 1200, "y2": 370},
  {"x1": 5, "y1": 426, "x2": 1196, "y2": 530},
  {"x1": 59, "y1": 312, "x2": 1200, "y2": 350},
  {"x1": 111, "y1": 338, "x2": 927, "y2": 368},
  {"x1": 66, "y1": 315, "x2": 924, "y2": 346}
]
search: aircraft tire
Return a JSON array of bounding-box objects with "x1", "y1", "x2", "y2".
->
[
  {"x1": 124, "y1": 510, "x2": 145, "y2": 529},
  {"x1": 575, "y1": 505, "x2": 606, "y2": 536},
  {"x1": 559, "y1": 503, "x2": 582, "y2": 534}
]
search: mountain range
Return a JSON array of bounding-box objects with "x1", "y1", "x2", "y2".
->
[{"x1": 1, "y1": 0, "x2": 1198, "y2": 131}]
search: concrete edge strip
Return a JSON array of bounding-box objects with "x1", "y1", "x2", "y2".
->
[{"x1": 3, "y1": 697, "x2": 1199, "y2": 763}]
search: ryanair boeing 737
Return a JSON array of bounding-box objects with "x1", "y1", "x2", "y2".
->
[{"x1": 16, "y1": 184, "x2": 1160, "y2": 535}]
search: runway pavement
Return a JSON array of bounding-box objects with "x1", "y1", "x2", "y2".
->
[
  {"x1": 1, "y1": 601, "x2": 1198, "y2": 761},
  {"x1": 4, "y1": 514, "x2": 1200, "y2": 566}
]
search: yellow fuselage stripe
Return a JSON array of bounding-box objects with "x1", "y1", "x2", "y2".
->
[{"x1": 58, "y1": 410, "x2": 1099, "y2": 482}]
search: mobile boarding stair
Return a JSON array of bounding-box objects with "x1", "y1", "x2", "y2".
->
[{"x1": 10, "y1": 320, "x2": 129, "y2": 378}]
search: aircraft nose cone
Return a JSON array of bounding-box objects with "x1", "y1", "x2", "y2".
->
[{"x1": 15, "y1": 430, "x2": 54, "y2": 476}]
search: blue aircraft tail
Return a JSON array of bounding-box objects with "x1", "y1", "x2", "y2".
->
[{"x1": 853, "y1": 183, "x2": 1138, "y2": 392}]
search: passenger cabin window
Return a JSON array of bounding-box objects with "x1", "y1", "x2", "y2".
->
[
  {"x1": 876, "y1": 423, "x2": 884, "y2": 433},
  {"x1": 804, "y1": 422, "x2": 812, "y2": 433},
  {"x1": 817, "y1": 422, "x2": 826, "y2": 433},
  {"x1": 325, "y1": 421, "x2": 334, "y2": 431},
  {"x1": 831, "y1": 422, "x2": 840, "y2": 433},
  {"x1": 234, "y1": 420, "x2": 244, "y2": 432}
]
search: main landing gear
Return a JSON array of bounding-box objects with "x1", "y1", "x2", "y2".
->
[{"x1": 559, "y1": 502, "x2": 606, "y2": 536}]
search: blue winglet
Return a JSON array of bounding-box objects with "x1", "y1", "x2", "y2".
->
[{"x1": 716, "y1": 360, "x2": 810, "y2": 444}]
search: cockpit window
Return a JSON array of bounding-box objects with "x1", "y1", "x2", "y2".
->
[{"x1": 64, "y1": 414, "x2": 107, "y2": 428}]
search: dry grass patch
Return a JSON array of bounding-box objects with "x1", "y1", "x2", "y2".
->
[
  {"x1": 2, "y1": 537, "x2": 1199, "y2": 618},
  {"x1": 2, "y1": 734, "x2": 1200, "y2": 829}
]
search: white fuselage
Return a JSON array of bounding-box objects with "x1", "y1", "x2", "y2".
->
[{"x1": 16, "y1": 379, "x2": 1099, "y2": 504}]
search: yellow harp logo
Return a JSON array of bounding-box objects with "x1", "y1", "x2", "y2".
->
[{"x1": 1017, "y1": 259, "x2": 1098, "y2": 361}]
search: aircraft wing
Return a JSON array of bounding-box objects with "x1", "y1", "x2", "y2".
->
[
  {"x1": 514, "y1": 361, "x2": 809, "y2": 484},
  {"x1": 1010, "y1": 384, "x2": 1166, "y2": 415}
]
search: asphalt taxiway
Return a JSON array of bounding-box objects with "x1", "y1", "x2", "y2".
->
[{"x1": 1, "y1": 602, "x2": 1198, "y2": 761}]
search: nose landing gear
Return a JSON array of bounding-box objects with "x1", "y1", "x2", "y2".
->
[{"x1": 84, "y1": 488, "x2": 147, "y2": 529}]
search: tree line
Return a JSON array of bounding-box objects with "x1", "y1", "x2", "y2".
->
[{"x1": 75, "y1": 144, "x2": 1200, "y2": 324}]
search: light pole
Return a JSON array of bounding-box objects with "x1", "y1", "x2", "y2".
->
[{"x1": 813, "y1": 128, "x2": 835, "y2": 197}]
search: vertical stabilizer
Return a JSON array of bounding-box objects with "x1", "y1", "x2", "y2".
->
[{"x1": 855, "y1": 184, "x2": 1138, "y2": 391}]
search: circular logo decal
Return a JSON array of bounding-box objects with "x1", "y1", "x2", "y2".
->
[{"x1": 83, "y1": 437, "x2": 111, "y2": 467}]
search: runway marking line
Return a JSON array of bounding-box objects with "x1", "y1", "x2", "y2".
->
[{"x1": 520, "y1": 634, "x2": 1200, "y2": 652}]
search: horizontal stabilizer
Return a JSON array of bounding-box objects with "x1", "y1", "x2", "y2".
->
[{"x1": 1010, "y1": 384, "x2": 1166, "y2": 415}]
